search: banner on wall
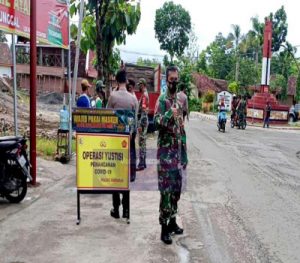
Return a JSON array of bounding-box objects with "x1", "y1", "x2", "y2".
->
[{"x1": 0, "y1": 0, "x2": 69, "y2": 49}]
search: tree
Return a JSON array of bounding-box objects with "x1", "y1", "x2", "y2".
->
[
  {"x1": 184, "y1": 26, "x2": 199, "y2": 64},
  {"x1": 270, "y1": 74, "x2": 287, "y2": 100},
  {"x1": 228, "y1": 24, "x2": 242, "y2": 82},
  {"x1": 196, "y1": 51, "x2": 208, "y2": 74},
  {"x1": 296, "y1": 73, "x2": 300, "y2": 102},
  {"x1": 228, "y1": 81, "x2": 239, "y2": 95},
  {"x1": 270, "y1": 6, "x2": 288, "y2": 52},
  {"x1": 70, "y1": 0, "x2": 141, "y2": 88},
  {"x1": 0, "y1": 30, "x2": 7, "y2": 42},
  {"x1": 136, "y1": 57, "x2": 160, "y2": 68},
  {"x1": 154, "y1": 1, "x2": 191, "y2": 62},
  {"x1": 205, "y1": 33, "x2": 234, "y2": 80}
]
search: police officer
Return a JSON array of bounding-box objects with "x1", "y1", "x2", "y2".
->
[
  {"x1": 154, "y1": 66, "x2": 188, "y2": 245},
  {"x1": 136, "y1": 78, "x2": 149, "y2": 171}
]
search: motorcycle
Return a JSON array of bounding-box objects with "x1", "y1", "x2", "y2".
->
[
  {"x1": 231, "y1": 112, "x2": 247, "y2": 130},
  {"x1": 217, "y1": 111, "x2": 227, "y2": 133},
  {"x1": 0, "y1": 136, "x2": 31, "y2": 203}
]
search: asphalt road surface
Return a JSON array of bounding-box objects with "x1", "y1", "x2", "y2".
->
[
  {"x1": 0, "y1": 118, "x2": 300, "y2": 263},
  {"x1": 186, "y1": 117, "x2": 300, "y2": 263}
]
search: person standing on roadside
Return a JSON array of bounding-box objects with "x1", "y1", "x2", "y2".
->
[
  {"x1": 127, "y1": 78, "x2": 139, "y2": 187},
  {"x1": 106, "y1": 70, "x2": 138, "y2": 219},
  {"x1": 177, "y1": 83, "x2": 189, "y2": 122},
  {"x1": 76, "y1": 79, "x2": 92, "y2": 108},
  {"x1": 136, "y1": 78, "x2": 149, "y2": 171},
  {"x1": 154, "y1": 66, "x2": 188, "y2": 245},
  {"x1": 263, "y1": 101, "x2": 272, "y2": 128},
  {"x1": 95, "y1": 80, "x2": 106, "y2": 108}
]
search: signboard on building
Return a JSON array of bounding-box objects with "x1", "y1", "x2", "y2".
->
[
  {"x1": 247, "y1": 108, "x2": 264, "y2": 120},
  {"x1": 270, "y1": 110, "x2": 288, "y2": 121},
  {"x1": 217, "y1": 91, "x2": 233, "y2": 111},
  {"x1": 0, "y1": 0, "x2": 69, "y2": 48},
  {"x1": 76, "y1": 133, "x2": 130, "y2": 190}
]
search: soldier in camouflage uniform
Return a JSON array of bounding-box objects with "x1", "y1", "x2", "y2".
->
[
  {"x1": 136, "y1": 78, "x2": 149, "y2": 171},
  {"x1": 154, "y1": 66, "x2": 188, "y2": 245}
]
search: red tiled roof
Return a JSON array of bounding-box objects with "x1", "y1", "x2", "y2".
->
[{"x1": 192, "y1": 73, "x2": 227, "y2": 93}]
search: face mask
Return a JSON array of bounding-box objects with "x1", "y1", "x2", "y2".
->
[{"x1": 168, "y1": 81, "x2": 178, "y2": 94}]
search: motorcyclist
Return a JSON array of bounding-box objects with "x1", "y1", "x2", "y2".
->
[
  {"x1": 231, "y1": 95, "x2": 238, "y2": 122},
  {"x1": 236, "y1": 95, "x2": 247, "y2": 122},
  {"x1": 218, "y1": 98, "x2": 226, "y2": 121}
]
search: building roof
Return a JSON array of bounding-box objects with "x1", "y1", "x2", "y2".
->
[
  {"x1": 0, "y1": 43, "x2": 12, "y2": 66},
  {"x1": 192, "y1": 73, "x2": 228, "y2": 94}
]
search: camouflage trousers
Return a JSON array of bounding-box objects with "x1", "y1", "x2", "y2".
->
[
  {"x1": 159, "y1": 191, "x2": 181, "y2": 225},
  {"x1": 138, "y1": 114, "x2": 148, "y2": 166}
]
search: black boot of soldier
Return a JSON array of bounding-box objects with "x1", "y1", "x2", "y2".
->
[
  {"x1": 161, "y1": 224, "x2": 172, "y2": 245},
  {"x1": 168, "y1": 217, "x2": 184, "y2": 235}
]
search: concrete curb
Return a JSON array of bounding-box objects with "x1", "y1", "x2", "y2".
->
[{"x1": 189, "y1": 111, "x2": 300, "y2": 131}]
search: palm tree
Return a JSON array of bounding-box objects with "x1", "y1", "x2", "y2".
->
[
  {"x1": 228, "y1": 24, "x2": 241, "y2": 83},
  {"x1": 249, "y1": 17, "x2": 264, "y2": 84}
]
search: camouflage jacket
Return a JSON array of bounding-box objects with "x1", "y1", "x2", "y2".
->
[{"x1": 154, "y1": 91, "x2": 188, "y2": 174}]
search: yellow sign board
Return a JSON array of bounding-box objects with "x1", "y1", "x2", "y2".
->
[{"x1": 76, "y1": 133, "x2": 130, "y2": 190}]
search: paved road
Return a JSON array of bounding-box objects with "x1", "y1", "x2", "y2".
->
[
  {"x1": 186, "y1": 117, "x2": 300, "y2": 263},
  {"x1": 0, "y1": 119, "x2": 299, "y2": 263}
]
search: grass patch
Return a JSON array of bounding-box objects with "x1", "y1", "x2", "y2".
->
[{"x1": 29, "y1": 137, "x2": 76, "y2": 160}]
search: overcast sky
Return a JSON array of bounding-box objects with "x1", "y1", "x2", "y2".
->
[{"x1": 118, "y1": 0, "x2": 300, "y2": 63}]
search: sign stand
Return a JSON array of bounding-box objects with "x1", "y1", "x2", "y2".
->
[
  {"x1": 73, "y1": 108, "x2": 135, "y2": 226},
  {"x1": 76, "y1": 190, "x2": 130, "y2": 225}
]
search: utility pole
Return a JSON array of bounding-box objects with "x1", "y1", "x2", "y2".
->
[
  {"x1": 72, "y1": 0, "x2": 85, "y2": 106},
  {"x1": 30, "y1": 0, "x2": 37, "y2": 185},
  {"x1": 67, "y1": 0, "x2": 73, "y2": 157},
  {"x1": 12, "y1": 34, "x2": 18, "y2": 136}
]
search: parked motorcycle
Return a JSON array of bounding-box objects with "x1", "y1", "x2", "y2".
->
[
  {"x1": 0, "y1": 136, "x2": 31, "y2": 203},
  {"x1": 217, "y1": 111, "x2": 227, "y2": 132}
]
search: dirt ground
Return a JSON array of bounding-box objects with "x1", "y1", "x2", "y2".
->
[{"x1": 0, "y1": 90, "x2": 62, "y2": 138}]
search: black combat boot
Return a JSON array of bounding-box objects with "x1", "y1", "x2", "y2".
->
[
  {"x1": 161, "y1": 224, "x2": 172, "y2": 245},
  {"x1": 110, "y1": 208, "x2": 120, "y2": 219},
  {"x1": 168, "y1": 217, "x2": 184, "y2": 235}
]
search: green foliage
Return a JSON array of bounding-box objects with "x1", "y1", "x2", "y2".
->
[
  {"x1": 270, "y1": 74, "x2": 285, "y2": 91},
  {"x1": 178, "y1": 59, "x2": 194, "y2": 99},
  {"x1": 228, "y1": 81, "x2": 239, "y2": 95},
  {"x1": 189, "y1": 98, "x2": 201, "y2": 112},
  {"x1": 205, "y1": 33, "x2": 234, "y2": 80},
  {"x1": 154, "y1": 1, "x2": 191, "y2": 61},
  {"x1": 70, "y1": 0, "x2": 141, "y2": 83},
  {"x1": 235, "y1": 57, "x2": 259, "y2": 87},
  {"x1": 270, "y1": 6, "x2": 288, "y2": 52},
  {"x1": 196, "y1": 51, "x2": 208, "y2": 74},
  {"x1": 70, "y1": 24, "x2": 78, "y2": 41},
  {"x1": 36, "y1": 137, "x2": 76, "y2": 159},
  {"x1": 136, "y1": 57, "x2": 160, "y2": 68},
  {"x1": 203, "y1": 91, "x2": 214, "y2": 103},
  {"x1": 108, "y1": 49, "x2": 121, "y2": 75},
  {"x1": 36, "y1": 138, "x2": 57, "y2": 158},
  {"x1": 195, "y1": 6, "x2": 291, "y2": 91}
]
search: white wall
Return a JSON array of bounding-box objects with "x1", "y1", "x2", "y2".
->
[{"x1": 0, "y1": 66, "x2": 11, "y2": 78}]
